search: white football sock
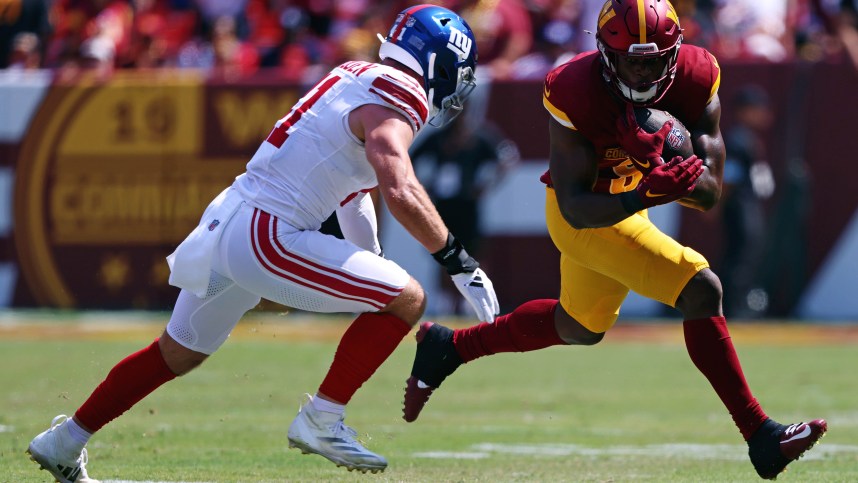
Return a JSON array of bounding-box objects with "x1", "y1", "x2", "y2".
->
[
  {"x1": 65, "y1": 418, "x2": 92, "y2": 445},
  {"x1": 312, "y1": 395, "x2": 346, "y2": 415}
]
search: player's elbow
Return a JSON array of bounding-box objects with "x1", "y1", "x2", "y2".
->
[
  {"x1": 683, "y1": 182, "x2": 721, "y2": 211},
  {"x1": 565, "y1": 212, "x2": 619, "y2": 229},
  {"x1": 696, "y1": 186, "x2": 721, "y2": 211},
  {"x1": 559, "y1": 203, "x2": 601, "y2": 229},
  {"x1": 563, "y1": 212, "x2": 588, "y2": 229}
]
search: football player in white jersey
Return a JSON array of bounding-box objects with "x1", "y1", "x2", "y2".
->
[{"x1": 27, "y1": 5, "x2": 497, "y2": 480}]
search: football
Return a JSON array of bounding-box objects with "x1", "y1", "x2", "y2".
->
[{"x1": 633, "y1": 107, "x2": 694, "y2": 161}]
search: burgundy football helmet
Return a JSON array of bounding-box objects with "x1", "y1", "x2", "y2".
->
[{"x1": 595, "y1": 0, "x2": 682, "y2": 105}]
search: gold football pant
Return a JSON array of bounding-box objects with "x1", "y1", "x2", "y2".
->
[{"x1": 545, "y1": 187, "x2": 709, "y2": 333}]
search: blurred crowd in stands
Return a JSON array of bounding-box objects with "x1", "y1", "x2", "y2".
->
[{"x1": 1, "y1": 0, "x2": 857, "y2": 81}]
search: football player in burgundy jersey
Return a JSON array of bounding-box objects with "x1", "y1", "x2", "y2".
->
[
  {"x1": 27, "y1": 5, "x2": 499, "y2": 480},
  {"x1": 404, "y1": 0, "x2": 826, "y2": 479}
]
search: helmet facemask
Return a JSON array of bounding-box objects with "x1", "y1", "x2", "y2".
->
[
  {"x1": 598, "y1": 38, "x2": 681, "y2": 105},
  {"x1": 428, "y1": 59, "x2": 476, "y2": 127}
]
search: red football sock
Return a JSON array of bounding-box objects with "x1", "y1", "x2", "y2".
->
[
  {"x1": 683, "y1": 317, "x2": 768, "y2": 440},
  {"x1": 75, "y1": 339, "x2": 176, "y2": 433},
  {"x1": 453, "y1": 299, "x2": 565, "y2": 363},
  {"x1": 319, "y1": 313, "x2": 411, "y2": 404}
]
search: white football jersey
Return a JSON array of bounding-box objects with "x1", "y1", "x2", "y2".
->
[{"x1": 232, "y1": 61, "x2": 429, "y2": 230}]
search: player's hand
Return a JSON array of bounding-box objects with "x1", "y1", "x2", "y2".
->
[
  {"x1": 620, "y1": 155, "x2": 704, "y2": 212},
  {"x1": 616, "y1": 103, "x2": 672, "y2": 174},
  {"x1": 451, "y1": 268, "x2": 500, "y2": 323}
]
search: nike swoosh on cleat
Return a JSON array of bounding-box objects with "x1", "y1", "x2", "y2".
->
[{"x1": 781, "y1": 425, "x2": 812, "y2": 444}]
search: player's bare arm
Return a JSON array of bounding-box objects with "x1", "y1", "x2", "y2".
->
[
  {"x1": 548, "y1": 118, "x2": 637, "y2": 229},
  {"x1": 680, "y1": 93, "x2": 726, "y2": 211},
  {"x1": 354, "y1": 103, "x2": 448, "y2": 253}
]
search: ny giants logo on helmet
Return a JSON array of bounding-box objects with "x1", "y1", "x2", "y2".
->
[{"x1": 447, "y1": 27, "x2": 472, "y2": 60}]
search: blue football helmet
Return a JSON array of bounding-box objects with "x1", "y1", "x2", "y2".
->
[{"x1": 379, "y1": 4, "x2": 478, "y2": 126}]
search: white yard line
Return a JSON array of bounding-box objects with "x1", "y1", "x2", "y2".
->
[{"x1": 414, "y1": 442, "x2": 858, "y2": 461}]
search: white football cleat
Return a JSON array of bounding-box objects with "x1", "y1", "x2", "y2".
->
[
  {"x1": 287, "y1": 395, "x2": 387, "y2": 473},
  {"x1": 27, "y1": 415, "x2": 99, "y2": 482}
]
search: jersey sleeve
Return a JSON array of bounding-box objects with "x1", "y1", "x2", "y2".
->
[
  {"x1": 704, "y1": 50, "x2": 721, "y2": 105},
  {"x1": 542, "y1": 65, "x2": 577, "y2": 130},
  {"x1": 663, "y1": 46, "x2": 722, "y2": 126},
  {"x1": 367, "y1": 70, "x2": 429, "y2": 132}
]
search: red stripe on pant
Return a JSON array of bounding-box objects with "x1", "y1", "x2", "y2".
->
[{"x1": 251, "y1": 209, "x2": 400, "y2": 309}]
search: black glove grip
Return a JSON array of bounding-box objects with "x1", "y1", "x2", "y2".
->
[{"x1": 431, "y1": 233, "x2": 479, "y2": 275}]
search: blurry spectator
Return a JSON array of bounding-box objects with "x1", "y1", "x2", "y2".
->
[
  {"x1": 91, "y1": 0, "x2": 134, "y2": 66},
  {"x1": 805, "y1": 0, "x2": 858, "y2": 68},
  {"x1": 712, "y1": 0, "x2": 792, "y2": 61},
  {"x1": 80, "y1": 31, "x2": 116, "y2": 67},
  {"x1": 192, "y1": 0, "x2": 248, "y2": 38},
  {"x1": 0, "y1": 0, "x2": 50, "y2": 69},
  {"x1": 334, "y1": 7, "x2": 386, "y2": 64},
  {"x1": 511, "y1": 0, "x2": 580, "y2": 78},
  {"x1": 176, "y1": 14, "x2": 259, "y2": 78},
  {"x1": 244, "y1": 0, "x2": 285, "y2": 67},
  {"x1": 720, "y1": 85, "x2": 775, "y2": 318},
  {"x1": 837, "y1": 0, "x2": 858, "y2": 69},
  {"x1": 46, "y1": 1, "x2": 96, "y2": 67},
  {"x1": 130, "y1": 0, "x2": 198, "y2": 68},
  {"x1": 211, "y1": 15, "x2": 259, "y2": 78},
  {"x1": 24, "y1": 0, "x2": 858, "y2": 79},
  {"x1": 460, "y1": 0, "x2": 534, "y2": 79},
  {"x1": 673, "y1": 0, "x2": 719, "y2": 51},
  {"x1": 410, "y1": 91, "x2": 520, "y2": 315},
  {"x1": 837, "y1": 0, "x2": 858, "y2": 68},
  {"x1": 274, "y1": 2, "x2": 340, "y2": 84},
  {"x1": 53, "y1": 27, "x2": 116, "y2": 82},
  {"x1": 7, "y1": 31, "x2": 43, "y2": 69},
  {"x1": 175, "y1": 28, "x2": 214, "y2": 69}
]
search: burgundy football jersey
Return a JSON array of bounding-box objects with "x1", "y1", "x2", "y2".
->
[{"x1": 542, "y1": 45, "x2": 720, "y2": 194}]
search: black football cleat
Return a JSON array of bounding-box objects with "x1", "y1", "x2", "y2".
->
[
  {"x1": 402, "y1": 322, "x2": 462, "y2": 422},
  {"x1": 748, "y1": 418, "x2": 827, "y2": 480}
]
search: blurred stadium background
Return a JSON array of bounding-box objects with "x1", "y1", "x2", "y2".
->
[{"x1": 0, "y1": 0, "x2": 857, "y2": 320}]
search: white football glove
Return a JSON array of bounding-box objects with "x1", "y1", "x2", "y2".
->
[{"x1": 451, "y1": 268, "x2": 500, "y2": 323}]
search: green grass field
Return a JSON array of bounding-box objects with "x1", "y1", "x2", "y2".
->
[{"x1": 2, "y1": 312, "x2": 856, "y2": 482}]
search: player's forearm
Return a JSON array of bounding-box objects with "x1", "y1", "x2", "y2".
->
[
  {"x1": 557, "y1": 190, "x2": 634, "y2": 228},
  {"x1": 678, "y1": 164, "x2": 721, "y2": 211},
  {"x1": 382, "y1": 181, "x2": 448, "y2": 253}
]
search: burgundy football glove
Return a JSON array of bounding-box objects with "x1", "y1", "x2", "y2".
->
[
  {"x1": 616, "y1": 103, "x2": 673, "y2": 174},
  {"x1": 620, "y1": 155, "x2": 705, "y2": 213}
]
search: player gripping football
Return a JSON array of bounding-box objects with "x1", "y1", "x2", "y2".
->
[{"x1": 402, "y1": 0, "x2": 827, "y2": 480}]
